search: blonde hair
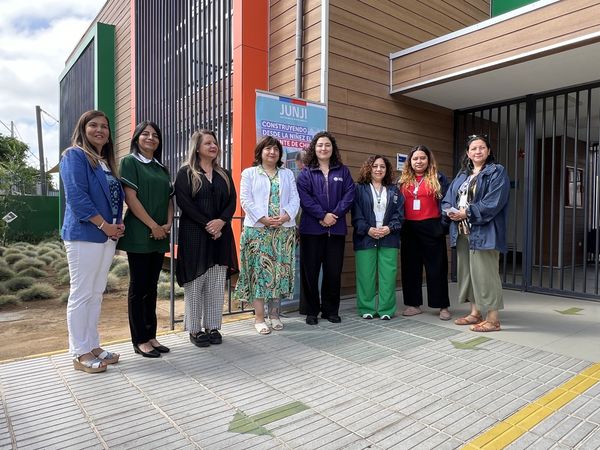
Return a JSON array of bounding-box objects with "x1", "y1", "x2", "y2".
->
[
  {"x1": 184, "y1": 129, "x2": 230, "y2": 196},
  {"x1": 398, "y1": 145, "x2": 442, "y2": 199},
  {"x1": 70, "y1": 110, "x2": 118, "y2": 176}
]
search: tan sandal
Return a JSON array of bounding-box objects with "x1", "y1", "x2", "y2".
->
[
  {"x1": 269, "y1": 317, "x2": 284, "y2": 331},
  {"x1": 470, "y1": 320, "x2": 501, "y2": 332},
  {"x1": 254, "y1": 322, "x2": 271, "y2": 335},
  {"x1": 94, "y1": 349, "x2": 120, "y2": 364},
  {"x1": 73, "y1": 356, "x2": 107, "y2": 373},
  {"x1": 402, "y1": 306, "x2": 422, "y2": 316},
  {"x1": 454, "y1": 314, "x2": 483, "y2": 325}
]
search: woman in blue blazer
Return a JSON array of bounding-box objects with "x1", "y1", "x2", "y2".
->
[
  {"x1": 60, "y1": 110, "x2": 125, "y2": 373},
  {"x1": 351, "y1": 155, "x2": 404, "y2": 320}
]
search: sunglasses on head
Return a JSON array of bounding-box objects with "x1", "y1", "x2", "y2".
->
[{"x1": 468, "y1": 134, "x2": 488, "y2": 140}]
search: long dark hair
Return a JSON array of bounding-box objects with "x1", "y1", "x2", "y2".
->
[
  {"x1": 357, "y1": 155, "x2": 394, "y2": 185},
  {"x1": 131, "y1": 120, "x2": 163, "y2": 161},
  {"x1": 303, "y1": 131, "x2": 342, "y2": 168},
  {"x1": 69, "y1": 110, "x2": 117, "y2": 175},
  {"x1": 252, "y1": 135, "x2": 284, "y2": 167},
  {"x1": 398, "y1": 145, "x2": 442, "y2": 198},
  {"x1": 462, "y1": 134, "x2": 495, "y2": 174}
]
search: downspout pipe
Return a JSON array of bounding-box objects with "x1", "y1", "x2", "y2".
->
[{"x1": 295, "y1": 0, "x2": 303, "y2": 98}]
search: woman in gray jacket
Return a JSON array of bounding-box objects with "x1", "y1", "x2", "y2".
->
[{"x1": 442, "y1": 135, "x2": 510, "y2": 332}]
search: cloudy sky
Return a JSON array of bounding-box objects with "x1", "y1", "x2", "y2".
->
[{"x1": 0, "y1": 0, "x2": 106, "y2": 178}]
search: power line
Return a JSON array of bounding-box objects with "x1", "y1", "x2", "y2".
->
[
  {"x1": 0, "y1": 119, "x2": 13, "y2": 135},
  {"x1": 40, "y1": 108, "x2": 59, "y2": 124}
]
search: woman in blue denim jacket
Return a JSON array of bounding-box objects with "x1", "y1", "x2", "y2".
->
[
  {"x1": 351, "y1": 155, "x2": 403, "y2": 320},
  {"x1": 442, "y1": 135, "x2": 509, "y2": 332},
  {"x1": 60, "y1": 110, "x2": 125, "y2": 373}
]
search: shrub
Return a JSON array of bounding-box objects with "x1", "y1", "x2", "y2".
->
[
  {"x1": 111, "y1": 255, "x2": 127, "y2": 269},
  {"x1": 59, "y1": 291, "x2": 69, "y2": 303},
  {"x1": 0, "y1": 294, "x2": 20, "y2": 307},
  {"x1": 110, "y1": 262, "x2": 129, "y2": 278},
  {"x1": 0, "y1": 283, "x2": 8, "y2": 295},
  {"x1": 157, "y1": 281, "x2": 184, "y2": 299},
  {"x1": 22, "y1": 250, "x2": 38, "y2": 258},
  {"x1": 57, "y1": 266, "x2": 70, "y2": 278},
  {"x1": 12, "y1": 258, "x2": 46, "y2": 272},
  {"x1": 104, "y1": 273, "x2": 121, "y2": 293},
  {"x1": 0, "y1": 247, "x2": 5, "y2": 257},
  {"x1": 59, "y1": 272, "x2": 70, "y2": 286},
  {"x1": 4, "y1": 276, "x2": 34, "y2": 292},
  {"x1": 0, "y1": 265, "x2": 15, "y2": 281},
  {"x1": 18, "y1": 283, "x2": 58, "y2": 301},
  {"x1": 158, "y1": 271, "x2": 171, "y2": 283},
  {"x1": 17, "y1": 267, "x2": 47, "y2": 278},
  {"x1": 4, "y1": 253, "x2": 25, "y2": 265},
  {"x1": 51, "y1": 259, "x2": 69, "y2": 272},
  {"x1": 37, "y1": 254, "x2": 54, "y2": 265}
]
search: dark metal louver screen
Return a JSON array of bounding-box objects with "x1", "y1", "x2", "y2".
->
[
  {"x1": 59, "y1": 42, "x2": 95, "y2": 152},
  {"x1": 135, "y1": 0, "x2": 233, "y2": 177}
]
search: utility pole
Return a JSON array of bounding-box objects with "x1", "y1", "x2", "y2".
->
[
  {"x1": 35, "y1": 106, "x2": 47, "y2": 196},
  {"x1": 10, "y1": 121, "x2": 14, "y2": 138}
]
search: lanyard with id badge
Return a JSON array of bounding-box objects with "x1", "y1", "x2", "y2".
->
[{"x1": 412, "y1": 177, "x2": 425, "y2": 210}]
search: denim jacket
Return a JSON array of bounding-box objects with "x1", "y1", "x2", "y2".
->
[
  {"x1": 351, "y1": 183, "x2": 404, "y2": 251},
  {"x1": 442, "y1": 163, "x2": 510, "y2": 252}
]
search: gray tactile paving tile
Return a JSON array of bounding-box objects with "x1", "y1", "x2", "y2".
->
[{"x1": 0, "y1": 310, "x2": 599, "y2": 449}]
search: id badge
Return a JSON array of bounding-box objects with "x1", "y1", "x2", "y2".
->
[{"x1": 413, "y1": 199, "x2": 421, "y2": 210}]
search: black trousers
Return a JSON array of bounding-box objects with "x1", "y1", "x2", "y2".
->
[
  {"x1": 400, "y1": 219, "x2": 450, "y2": 309},
  {"x1": 299, "y1": 233, "x2": 345, "y2": 317},
  {"x1": 127, "y1": 252, "x2": 165, "y2": 344}
]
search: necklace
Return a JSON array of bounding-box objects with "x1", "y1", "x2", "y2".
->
[{"x1": 371, "y1": 183, "x2": 384, "y2": 204}]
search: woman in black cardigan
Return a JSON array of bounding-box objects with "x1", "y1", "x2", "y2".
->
[{"x1": 175, "y1": 129, "x2": 238, "y2": 347}]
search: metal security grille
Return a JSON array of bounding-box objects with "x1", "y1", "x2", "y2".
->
[
  {"x1": 59, "y1": 42, "x2": 95, "y2": 152},
  {"x1": 455, "y1": 82, "x2": 600, "y2": 300},
  {"x1": 135, "y1": 0, "x2": 233, "y2": 175},
  {"x1": 455, "y1": 100, "x2": 527, "y2": 290}
]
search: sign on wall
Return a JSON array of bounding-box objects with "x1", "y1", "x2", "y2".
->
[
  {"x1": 255, "y1": 90, "x2": 327, "y2": 171},
  {"x1": 397, "y1": 153, "x2": 408, "y2": 171}
]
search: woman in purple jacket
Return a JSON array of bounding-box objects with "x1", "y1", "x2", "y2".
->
[{"x1": 297, "y1": 131, "x2": 355, "y2": 325}]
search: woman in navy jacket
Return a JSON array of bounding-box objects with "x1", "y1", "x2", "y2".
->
[
  {"x1": 296, "y1": 131, "x2": 355, "y2": 325},
  {"x1": 442, "y1": 134, "x2": 510, "y2": 332},
  {"x1": 351, "y1": 155, "x2": 403, "y2": 320},
  {"x1": 60, "y1": 110, "x2": 124, "y2": 373}
]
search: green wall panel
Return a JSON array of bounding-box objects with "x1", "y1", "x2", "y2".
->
[{"x1": 491, "y1": 0, "x2": 538, "y2": 16}]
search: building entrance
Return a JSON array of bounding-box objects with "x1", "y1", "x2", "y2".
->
[{"x1": 455, "y1": 83, "x2": 600, "y2": 300}]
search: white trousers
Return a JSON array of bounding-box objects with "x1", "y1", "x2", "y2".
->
[{"x1": 65, "y1": 239, "x2": 116, "y2": 356}]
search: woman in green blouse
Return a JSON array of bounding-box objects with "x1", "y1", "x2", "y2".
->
[{"x1": 118, "y1": 121, "x2": 174, "y2": 358}]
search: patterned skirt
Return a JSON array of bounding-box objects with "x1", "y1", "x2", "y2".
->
[{"x1": 233, "y1": 226, "x2": 296, "y2": 302}]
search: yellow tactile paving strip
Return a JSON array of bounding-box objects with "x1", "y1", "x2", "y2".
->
[{"x1": 464, "y1": 362, "x2": 600, "y2": 449}]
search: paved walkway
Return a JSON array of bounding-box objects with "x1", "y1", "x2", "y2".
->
[{"x1": 1, "y1": 289, "x2": 600, "y2": 449}]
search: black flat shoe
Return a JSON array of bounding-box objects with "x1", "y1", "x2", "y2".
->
[
  {"x1": 306, "y1": 315, "x2": 318, "y2": 325},
  {"x1": 190, "y1": 332, "x2": 210, "y2": 347},
  {"x1": 152, "y1": 344, "x2": 170, "y2": 353},
  {"x1": 133, "y1": 344, "x2": 160, "y2": 358},
  {"x1": 208, "y1": 329, "x2": 222, "y2": 345},
  {"x1": 322, "y1": 314, "x2": 341, "y2": 323}
]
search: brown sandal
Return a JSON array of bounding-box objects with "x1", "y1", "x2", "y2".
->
[
  {"x1": 470, "y1": 320, "x2": 501, "y2": 332},
  {"x1": 454, "y1": 314, "x2": 482, "y2": 325}
]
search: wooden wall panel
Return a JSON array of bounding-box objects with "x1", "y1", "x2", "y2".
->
[
  {"x1": 96, "y1": 0, "x2": 131, "y2": 159},
  {"x1": 269, "y1": 0, "x2": 321, "y2": 101},
  {"x1": 392, "y1": 0, "x2": 600, "y2": 92},
  {"x1": 328, "y1": 0, "x2": 488, "y2": 294}
]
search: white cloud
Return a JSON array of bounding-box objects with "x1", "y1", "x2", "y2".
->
[{"x1": 0, "y1": 0, "x2": 106, "y2": 178}]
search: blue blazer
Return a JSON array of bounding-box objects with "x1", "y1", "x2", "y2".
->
[
  {"x1": 60, "y1": 147, "x2": 124, "y2": 243},
  {"x1": 351, "y1": 183, "x2": 404, "y2": 251}
]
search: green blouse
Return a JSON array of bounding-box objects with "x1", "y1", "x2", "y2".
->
[{"x1": 116, "y1": 154, "x2": 173, "y2": 253}]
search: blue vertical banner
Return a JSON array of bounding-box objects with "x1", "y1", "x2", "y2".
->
[
  {"x1": 255, "y1": 91, "x2": 327, "y2": 307},
  {"x1": 255, "y1": 90, "x2": 327, "y2": 171}
]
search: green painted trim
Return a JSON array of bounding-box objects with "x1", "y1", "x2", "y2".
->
[
  {"x1": 491, "y1": 0, "x2": 537, "y2": 16},
  {"x1": 95, "y1": 23, "x2": 116, "y2": 136},
  {"x1": 58, "y1": 22, "x2": 115, "y2": 135}
]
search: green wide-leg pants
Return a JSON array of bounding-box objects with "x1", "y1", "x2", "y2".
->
[{"x1": 355, "y1": 246, "x2": 398, "y2": 317}]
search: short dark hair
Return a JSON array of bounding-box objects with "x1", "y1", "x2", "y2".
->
[
  {"x1": 462, "y1": 134, "x2": 496, "y2": 173},
  {"x1": 253, "y1": 135, "x2": 284, "y2": 167},
  {"x1": 304, "y1": 131, "x2": 342, "y2": 168}
]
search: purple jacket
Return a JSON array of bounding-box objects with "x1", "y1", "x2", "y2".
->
[{"x1": 297, "y1": 164, "x2": 355, "y2": 235}]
